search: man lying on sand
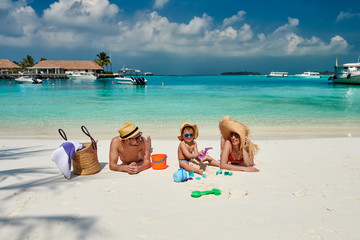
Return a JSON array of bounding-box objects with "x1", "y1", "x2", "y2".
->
[{"x1": 109, "y1": 122, "x2": 151, "y2": 174}]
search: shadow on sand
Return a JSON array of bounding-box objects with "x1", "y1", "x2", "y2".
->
[{"x1": 0, "y1": 215, "x2": 100, "y2": 240}]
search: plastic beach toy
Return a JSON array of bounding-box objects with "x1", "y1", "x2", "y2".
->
[
  {"x1": 191, "y1": 188, "x2": 221, "y2": 198},
  {"x1": 224, "y1": 171, "x2": 233, "y2": 176},
  {"x1": 173, "y1": 168, "x2": 188, "y2": 182},
  {"x1": 216, "y1": 169, "x2": 223, "y2": 175},
  {"x1": 198, "y1": 147, "x2": 213, "y2": 159}
]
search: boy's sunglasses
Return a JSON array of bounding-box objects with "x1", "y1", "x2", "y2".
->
[{"x1": 184, "y1": 133, "x2": 195, "y2": 138}]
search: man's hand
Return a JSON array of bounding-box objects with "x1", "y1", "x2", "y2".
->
[{"x1": 127, "y1": 162, "x2": 139, "y2": 174}]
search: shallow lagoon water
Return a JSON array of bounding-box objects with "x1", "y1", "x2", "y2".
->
[{"x1": 1, "y1": 75, "x2": 360, "y2": 139}]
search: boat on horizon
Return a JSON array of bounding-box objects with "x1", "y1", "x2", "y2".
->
[
  {"x1": 15, "y1": 74, "x2": 42, "y2": 84},
  {"x1": 265, "y1": 72, "x2": 288, "y2": 77},
  {"x1": 328, "y1": 57, "x2": 360, "y2": 85},
  {"x1": 67, "y1": 72, "x2": 97, "y2": 80},
  {"x1": 295, "y1": 71, "x2": 321, "y2": 78},
  {"x1": 115, "y1": 67, "x2": 147, "y2": 85}
]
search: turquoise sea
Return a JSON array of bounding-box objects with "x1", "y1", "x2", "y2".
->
[{"x1": 1, "y1": 75, "x2": 360, "y2": 140}]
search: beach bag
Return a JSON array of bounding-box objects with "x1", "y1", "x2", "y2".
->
[
  {"x1": 58, "y1": 126, "x2": 100, "y2": 175},
  {"x1": 173, "y1": 168, "x2": 188, "y2": 182}
]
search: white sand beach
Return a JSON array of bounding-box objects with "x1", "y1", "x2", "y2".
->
[{"x1": 1, "y1": 137, "x2": 360, "y2": 239}]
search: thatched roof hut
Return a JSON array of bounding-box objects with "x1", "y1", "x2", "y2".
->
[
  {"x1": 0, "y1": 59, "x2": 21, "y2": 71},
  {"x1": 30, "y1": 60, "x2": 103, "y2": 74}
]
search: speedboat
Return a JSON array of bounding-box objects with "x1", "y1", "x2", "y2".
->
[
  {"x1": 67, "y1": 72, "x2": 97, "y2": 80},
  {"x1": 116, "y1": 76, "x2": 147, "y2": 85},
  {"x1": 265, "y1": 72, "x2": 288, "y2": 77},
  {"x1": 15, "y1": 75, "x2": 42, "y2": 84},
  {"x1": 328, "y1": 57, "x2": 360, "y2": 84},
  {"x1": 295, "y1": 71, "x2": 321, "y2": 78},
  {"x1": 115, "y1": 67, "x2": 147, "y2": 85}
]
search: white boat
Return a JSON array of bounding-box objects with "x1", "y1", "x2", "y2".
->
[
  {"x1": 115, "y1": 68, "x2": 147, "y2": 85},
  {"x1": 67, "y1": 72, "x2": 97, "y2": 80},
  {"x1": 329, "y1": 57, "x2": 360, "y2": 84},
  {"x1": 15, "y1": 75, "x2": 42, "y2": 84},
  {"x1": 265, "y1": 72, "x2": 288, "y2": 77},
  {"x1": 295, "y1": 71, "x2": 321, "y2": 78}
]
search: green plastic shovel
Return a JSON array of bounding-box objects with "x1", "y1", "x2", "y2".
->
[{"x1": 191, "y1": 188, "x2": 221, "y2": 198}]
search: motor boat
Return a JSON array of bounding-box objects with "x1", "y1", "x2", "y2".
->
[
  {"x1": 115, "y1": 67, "x2": 147, "y2": 85},
  {"x1": 15, "y1": 75, "x2": 42, "y2": 84},
  {"x1": 67, "y1": 72, "x2": 97, "y2": 80},
  {"x1": 328, "y1": 57, "x2": 360, "y2": 84},
  {"x1": 265, "y1": 72, "x2": 288, "y2": 77},
  {"x1": 295, "y1": 71, "x2": 321, "y2": 78},
  {"x1": 116, "y1": 76, "x2": 147, "y2": 85}
]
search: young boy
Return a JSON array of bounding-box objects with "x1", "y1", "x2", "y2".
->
[{"x1": 177, "y1": 122, "x2": 220, "y2": 175}]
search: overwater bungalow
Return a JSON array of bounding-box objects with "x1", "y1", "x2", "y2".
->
[{"x1": 29, "y1": 60, "x2": 103, "y2": 78}]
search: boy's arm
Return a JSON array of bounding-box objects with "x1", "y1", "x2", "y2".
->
[
  {"x1": 179, "y1": 141, "x2": 199, "y2": 159},
  {"x1": 109, "y1": 138, "x2": 130, "y2": 172}
]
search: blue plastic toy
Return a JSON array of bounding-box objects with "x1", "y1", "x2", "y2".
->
[
  {"x1": 173, "y1": 168, "x2": 188, "y2": 182},
  {"x1": 189, "y1": 171, "x2": 194, "y2": 177},
  {"x1": 224, "y1": 171, "x2": 233, "y2": 176},
  {"x1": 202, "y1": 174, "x2": 206, "y2": 178},
  {"x1": 199, "y1": 147, "x2": 213, "y2": 159},
  {"x1": 195, "y1": 177, "x2": 201, "y2": 180},
  {"x1": 216, "y1": 169, "x2": 223, "y2": 175}
]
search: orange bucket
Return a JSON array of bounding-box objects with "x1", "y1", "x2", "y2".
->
[{"x1": 151, "y1": 154, "x2": 167, "y2": 170}]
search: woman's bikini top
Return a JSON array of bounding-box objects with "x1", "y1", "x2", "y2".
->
[{"x1": 228, "y1": 151, "x2": 244, "y2": 163}]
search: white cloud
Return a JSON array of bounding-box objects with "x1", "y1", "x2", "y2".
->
[
  {"x1": 222, "y1": 10, "x2": 246, "y2": 28},
  {"x1": 0, "y1": 1, "x2": 40, "y2": 45},
  {"x1": 336, "y1": 11, "x2": 360, "y2": 22},
  {"x1": 43, "y1": 0, "x2": 119, "y2": 29},
  {"x1": 0, "y1": 1, "x2": 350, "y2": 58},
  {"x1": 274, "y1": 17, "x2": 299, "y2": 33},
  {"x1": 177, "y1": 14, "x2": 212, "y2": 35},
  {"x1": 153, "y1": 0, "x2": 169, "y2": 9}
]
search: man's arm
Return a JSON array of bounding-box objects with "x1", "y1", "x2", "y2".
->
[
  {"x1": 134, "y1": 137, "x2": 151, "y2": 173},
  {"x1": 109, "y1": 138, "x2": 130, "y2": 172}
]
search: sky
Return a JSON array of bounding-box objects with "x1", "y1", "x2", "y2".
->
[{"x1": 0, "y1": 0, "x2": 359, "y2": 74}]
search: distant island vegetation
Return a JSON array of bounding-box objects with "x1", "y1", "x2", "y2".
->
[{"x1": 220, "y1": 71, "x2": 261, "y2": 75}]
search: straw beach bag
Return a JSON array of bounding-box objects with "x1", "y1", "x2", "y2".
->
[{"x1": 58, "y1": 126, "x2": 100, "y2": 175}]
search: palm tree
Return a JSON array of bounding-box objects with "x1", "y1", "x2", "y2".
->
[
  {"x1": 20, "y1": 55, "x2": 35, "y2": 70},
  {"x1": 40, "y1": 57, "x2": 47, "y2": 61},
  {"x1": 94, "y1": 52, "x2": 111, "y2": 72}
]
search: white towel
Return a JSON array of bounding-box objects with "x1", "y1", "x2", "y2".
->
[{"x1": 51, "y1": 141, "x2": 85, "y2": 179}]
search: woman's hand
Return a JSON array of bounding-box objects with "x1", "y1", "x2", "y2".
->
[{"x1": 244, "y1": 136, "x2": 251, "y2": 148}]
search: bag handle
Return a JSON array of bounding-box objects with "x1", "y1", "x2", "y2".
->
[
  {"x1": 58, "y1": 129, "x2": 68, "y2": 141},
  {"x1": 81, "y1": 126, "x2": 97, "y2": 150}
]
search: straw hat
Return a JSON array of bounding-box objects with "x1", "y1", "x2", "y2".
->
[
  {"x1": 118, "y1": 122, "x2": 141, "y2": 140},
  {"x1": 219, "y1": 116, "x2": 259, "y2": 158},
  {"x1": 178, "y1": 122, "x2": 199, "y2": 141},
  {"x1": 219, "y1": 118, "x2": 250, "y2": 150}
]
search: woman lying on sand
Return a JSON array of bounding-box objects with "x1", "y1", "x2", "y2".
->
[{"x1": 219, "y1": 116, "x2": 259, "y2": 172}]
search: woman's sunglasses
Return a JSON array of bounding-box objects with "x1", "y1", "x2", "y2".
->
[
  {"x1": 183, "y1": 133, "x2": 195, "y2": 138},
  {"x1": 230, "y1": 132, "x2": 240, "y2": 138}
]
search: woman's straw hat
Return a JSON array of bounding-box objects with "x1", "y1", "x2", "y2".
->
[
  {"x1": 219, "y1": 116, "x2": 259, "y2": 158},
  {"x1": 178, "y1": 122, "x2": 199, "y2": 141},
  {"x1": 219, "y1": 117, "x2": 249, "y2": 150},
  {"x1": 118, "y1": 122, "x2": 141, "y2": 140}
]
